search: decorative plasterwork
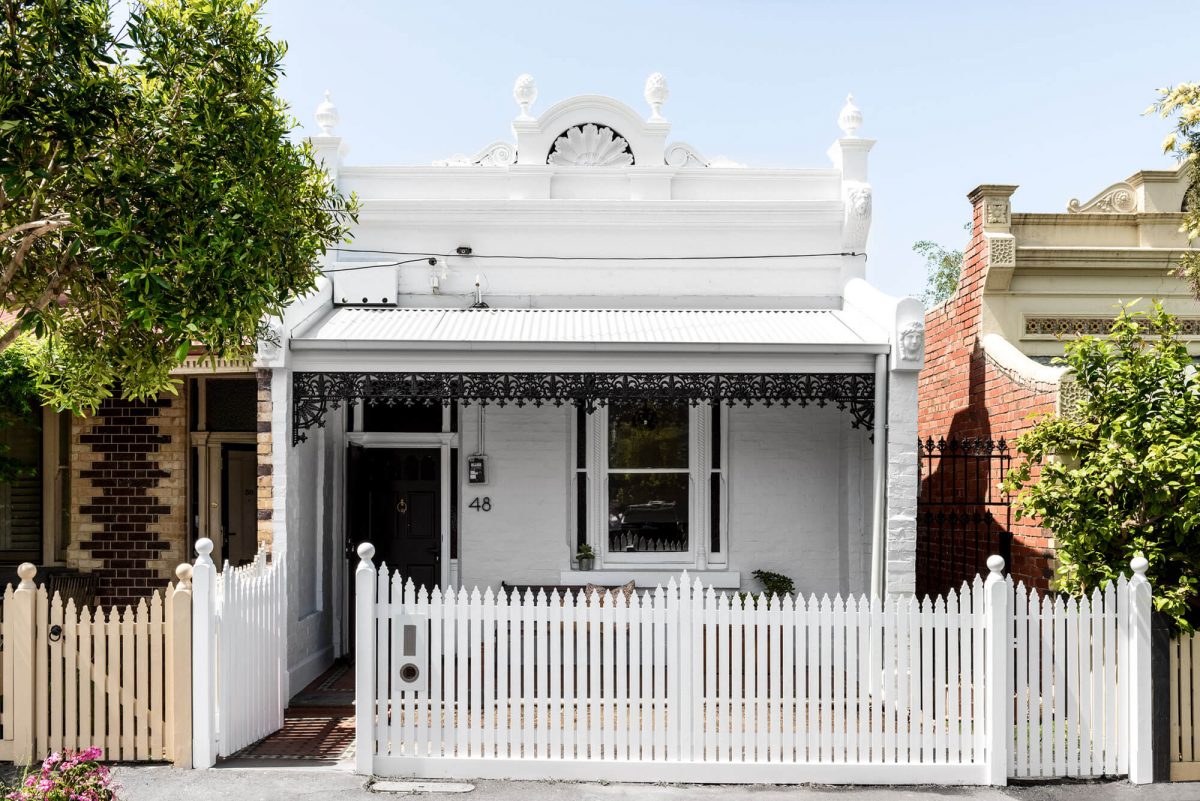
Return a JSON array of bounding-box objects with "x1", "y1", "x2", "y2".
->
[
  {"x1": 1025, "y1": 316, "x2": 1200, "y2": 337},
  {"x1": 644, "y1": 73, "x2": 669, "y2": 121},
  {"x1": 664, "y1": 142, "x2": 709, "y2": 168},
  {"x1": 984, "y1": 199, "x2": 1010, "y2": 226},
  {"x1": 899, "y1": 321, "x2": 925, "y2": 362},
  {"x1": 841, "y1": 181, "x2": 872, "y2": 253},
  {"x1": 547, "y1": 124, "x2": 634, "y2": 166},
  {"x1": 987, "y1": 235, "x2": 1016, "y2": 267},
  {"x1": 1067, "y1": 181, "x2": 1138, "y2": 214},
  {"x1": 291, "y1": 371, "x2": 876, "y2": 444},
  {"x1": 432, "y1": 141, "x2": 517, "y2": 167}
]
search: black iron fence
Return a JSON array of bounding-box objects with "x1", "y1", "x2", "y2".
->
[{"x1": 916, "y1": 437, "x2": 1013, "y2": 598}]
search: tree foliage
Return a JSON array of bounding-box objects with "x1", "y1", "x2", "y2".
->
[
  {"x1": 1151, "y1": 83, "x2": 1200, "y2": 298},
  {"x1": 1001, "y1": 305, "x2": 1200, "y2": 632},
  {"x1": 0, "y1": 333, "x2": 38, "y2": 482},
  {"x1": 0, "y1": 0, "x2": 356, "y2": 412},
  {"x1": 914, "y1": 223, "x2": 970, "y2": 308}
]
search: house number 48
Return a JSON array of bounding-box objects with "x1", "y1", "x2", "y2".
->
[{"x1": 469, "y1": 497, "x2": 492, "y2": 512}]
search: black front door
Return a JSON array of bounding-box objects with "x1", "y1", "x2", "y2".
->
[{"x1": 364, "y1": 448, "x2": 441, "y2": 590}]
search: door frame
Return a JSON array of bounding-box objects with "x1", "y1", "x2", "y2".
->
[
  {"x1": 346, "y1": 432, "x2": 458, "y2": 590},
  {"x1": 191, "y1": 431, "x2": 257, "y2": 566}
]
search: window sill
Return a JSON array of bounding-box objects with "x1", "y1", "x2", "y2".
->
[{"x1": 559, "y1": 569, "x2": 740, "y2": 589}]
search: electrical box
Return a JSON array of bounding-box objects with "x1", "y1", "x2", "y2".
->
[
  {"x1": 392, "y1": 614, "x2": 428, "y2": 693},
  {"x1": 467, "y1": 455, "x2": 488, "y2": 485}
]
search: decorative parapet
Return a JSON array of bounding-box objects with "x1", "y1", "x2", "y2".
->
[
  {"x1": 1067, "y1": 181, "x2": 1138, "y2": 214},
  {"x1": 980, "y1": 333, "x2": 1066, "y2": 395}
]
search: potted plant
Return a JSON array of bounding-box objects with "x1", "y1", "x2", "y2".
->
[{"x1": 575, "y1": 543, "x2": 595, "y2": 571}]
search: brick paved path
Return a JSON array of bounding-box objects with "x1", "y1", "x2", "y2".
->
[{"x1": 226, "y1": 661, "x2": 355, "y2": 763}]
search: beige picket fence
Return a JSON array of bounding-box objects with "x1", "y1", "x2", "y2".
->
[
  {"x1": 0, "y1": 563, "x2": 192, "y2": 767},
  {"x1": 1170, "y1": 633, "x2": 1200, "y2": 781}
]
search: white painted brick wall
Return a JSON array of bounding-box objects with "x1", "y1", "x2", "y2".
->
[
  {"x1": 885, "y1": 370, "x2": 919, "y2": 595},
  {"x1": 457, "y1": 404, "x2": 571, "y2": 591},
  {"x1": 726, "y1": 405, "x2": 872, "y2": 596}
]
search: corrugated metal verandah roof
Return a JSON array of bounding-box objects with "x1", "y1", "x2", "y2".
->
[
  {"x1": 293, "y1": 307, "x2": 889, "y2": 349},
  {"x1": 289, "y1": 308, "x2": 886, "y2": 444}
]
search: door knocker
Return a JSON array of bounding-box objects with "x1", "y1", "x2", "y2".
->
[{"x1": 396, "y1": 498, "x2": 408, "y2": 515}]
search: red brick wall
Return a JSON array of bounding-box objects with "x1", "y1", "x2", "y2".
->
[
  {"x1": 918, "y1": 190, "x2": 1057, "y2": 589},
  {"x1": 68, "y1": 395, "x2": 187, "y2": 607}
]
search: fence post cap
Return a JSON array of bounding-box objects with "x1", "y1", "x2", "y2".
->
[
  {"x1": 16, "y1": 562, "x2": 36, "y2": 588},
  {"x1": 1130, "y1": 556, "x2": 1149, "y2": 577},
  {"x1": 195, "y1": 538, "x2": 214, "y2": 558},
  {"x1": 986, "y1": 554, "x2": 1006, "y2": 574},
  {"x1": 357, "y1": 542, "x2": 376, "y2": 563},
  {"x1": 175, "y1": 563, "x2": 193, "y2": 586}
]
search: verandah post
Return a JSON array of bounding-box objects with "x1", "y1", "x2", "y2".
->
[
  {"x1": 1126, "y1": 556, "x2": 1153, "y2": 784},
  {"x1": 355, "y1": 542, "x2": 377, "y2": 776},
  {"x1": 11, "y1": 563, "x2": 38, "y2": 765},
  {"x1": 983, "y1": 554, "x2": 1009, "y2": 786},
  {"x1": 191, "y1": 538, "x2": 217, "y2": 768}
]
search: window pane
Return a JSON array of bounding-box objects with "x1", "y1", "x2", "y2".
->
[
  {"x1": 607, "y1": 401, "x2": 688, "y2": 469},
  {"x1": 608, "y1": 473, "x2": 688, "y2": 553}
]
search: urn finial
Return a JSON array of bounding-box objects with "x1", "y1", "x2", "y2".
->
[
  {"x1": 315, "y1": 90, "x2": 339, "y2": 136},
  {"x1": 513, "y1": 74, "x2": 537, "y2": 119},
  {"x1": 644, "y1": 72, "x2": 669, "y2": 120},
  {"x1": 838, "y1": 93, "x2": 862, "y2": 138}
]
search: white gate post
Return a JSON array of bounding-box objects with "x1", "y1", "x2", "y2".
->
[
  {"x1": 355, "y1": 542, "x2": 377, "y2": 776},
  {"x1": 983, "y1": 554, "x2": 1009, "y2": 786},
  {"x1": 1127, "y1": 556, "x2": 1153, "y2": 784},
  {"x1": 191, "y1": 538, "x2": 218, "y2": 769}
]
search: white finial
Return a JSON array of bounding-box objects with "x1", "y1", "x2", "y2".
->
[
  {"x1": 986, "y1": 554, "x2": 1005, "y2": 575},
  {"x1": 838, "y1": 93, "x2": 862, "y2": 137},
  {"x1": 1130, "y1": 556, "x2": 1149, "y2": 577},
  {"x1": 644, "y1": 72, "x2": 669, "y2": 120},
  {"x1": 195, "y1": 537, "x2": 214, "y2": 557},
  {"x1": 315, "y1": 90, "x2": 339, "y2": 136},
  {"x1": 357, "y1": 542, "x2": 376, "y2": 563},
  {"x1": 513, "y1": 74, "x2": 537, "y2": 119}
]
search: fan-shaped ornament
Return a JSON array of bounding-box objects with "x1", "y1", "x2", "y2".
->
[{"x1": 547, "y1": 124, "x2": 634, "y2": 166}]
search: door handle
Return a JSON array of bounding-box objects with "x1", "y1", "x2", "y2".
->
[{"x1": 397, "y1": 499, "x2": 408, "y2": 515}]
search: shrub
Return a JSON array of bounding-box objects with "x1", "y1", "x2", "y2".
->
[{"x1": 6, "y1": 748, "x2": 115, "y2": 801}]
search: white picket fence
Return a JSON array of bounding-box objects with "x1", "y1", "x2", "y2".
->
[
  {"x1": 354, "y1": 547, "x2": 1153, "y2": 785},
  {"x1": 192, "y1": 539, "x2": 287, "y2": 766}
]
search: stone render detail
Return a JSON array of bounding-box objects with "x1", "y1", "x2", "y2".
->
[
  {"x1": 918, "y1": 195, "x2": 1057, "y2": 590},
  {"x1": 256, "y1": 368, "x2": 274, "y2": 548},
  {"x1": 67, "y1": 396, "x2": 187, "y2": 606}
]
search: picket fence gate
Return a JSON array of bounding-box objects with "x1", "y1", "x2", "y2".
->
[
  {"x1": 1169, "y1": 633, "x2": 1200, "y2": 781},
  {"x1": 355, "y1": 545, "x2": 1153, "y2": 785},
  {"x1": 0, "y1": 563, "x2": 192, "y2": 767},
  {"x1": 191, "y1": 539, "x2": 287, "y2": 767}
]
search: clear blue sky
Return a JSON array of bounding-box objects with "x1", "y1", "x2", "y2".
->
[{"x1": 261, "y1": 0, "x2": 1193, "y2": 299}]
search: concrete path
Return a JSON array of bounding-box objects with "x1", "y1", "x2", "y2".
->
[{"x1": 111, "y1": 764, "x2": 1200, "y2": 800}]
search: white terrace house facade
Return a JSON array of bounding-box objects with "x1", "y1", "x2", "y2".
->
[{"x1": 260, "y1": 77, "x2": 925, "y2": 693}]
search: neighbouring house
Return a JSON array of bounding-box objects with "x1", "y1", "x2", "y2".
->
[
  {"x1": 917, "y1": 167, "x2": 1198, "y2": 596},
  {"x1": 260, "y1": 76, "x2": 926, "y2": 696},
  {"x1": 0, "y1": 352, "x2": 263, "y2": 607}
]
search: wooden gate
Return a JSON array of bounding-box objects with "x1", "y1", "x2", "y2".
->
[
  {"x1": 1169, "y1": 633, "x2": 1200, "y2": 780},
  {"x1": 0, "y1": 563, "x2": 192, "y2": 766}
]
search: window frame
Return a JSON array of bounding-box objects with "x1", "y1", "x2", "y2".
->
[{"x1": 575, "y1": 402, "x2": 723, "y2": 569}]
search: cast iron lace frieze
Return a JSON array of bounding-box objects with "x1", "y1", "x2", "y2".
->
[{"x1": 291, "y1": 372, "x2": 875, "y2": 444}]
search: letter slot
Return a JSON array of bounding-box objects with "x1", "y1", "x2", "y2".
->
[{"x1": 392, "y1": 613, "x2": 428, "y2": 693}]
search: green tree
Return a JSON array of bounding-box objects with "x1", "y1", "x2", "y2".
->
[
  {"x1": 1151, "y1": 83, "x2": 1200, "y2": 297},
  {"x1": 0, "y1": 0, "x2": 356, "y2": 412},
  {"x1": 914, "y1": 223, "x2": 970, "y2": 308},
  {"x1": 1001, "y1": 305, "x2": 1200, "y2": 632}
]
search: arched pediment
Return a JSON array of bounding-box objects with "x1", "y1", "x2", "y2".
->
[{"x1": 513, "y1": 94, "x2": 670, "y2": 167}]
